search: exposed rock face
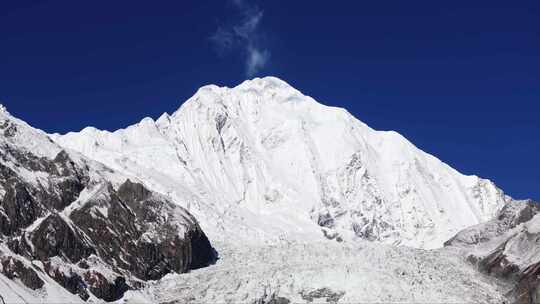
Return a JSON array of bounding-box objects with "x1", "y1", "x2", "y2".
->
[
  {"x1": 0, "y1": 108, "x2": 216, "y2": 302},
  {"x1": 300, "y1": 287, "x2": 346, "y2": 303},
  {"x1": 32, "y1": 213, "x2": 96, "y2": 263},
  {"x1": 0, "y1": 146, "x2": 88, "y2": 236},
  {"x1": 0, "y1": 256, "x2": 44, "y2": 290},
  {"x1": 446, "y1": 199, "x2": 540, "y2": 304},
  {"x1": 252, "y1": 293, "x2": 291, "y2": 304},
  {"x1": 45, "y1": 263, "x2": 90, "y2": 300},
  {"x1": 445, "y1": 200, "x2": 540, "y2": 247},
  {"x1": 69, "y1": 180, "x2": 215, "y2": 281},
  {"x1": 83, "y1": 271, "x2": 129, "y2": 302}
]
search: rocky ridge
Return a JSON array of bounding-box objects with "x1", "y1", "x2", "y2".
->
[
  {"x1": 0, "y1": 106, "x2": 215, "y2": 302},
  {"x1": 446, "y1": 199, "x2": 540, "y2": 304}
]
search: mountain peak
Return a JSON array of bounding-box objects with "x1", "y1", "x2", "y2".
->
[
  {"x1": 179, "y1": 76, "x2": 307, "y2": 116},
  {"x1": 195, "y1": 76, "x2": 294, "y2": 95},
  {"x1": 235, "y1": 76, "x2": 292, "y2": 90},
  {"x1": 0, "y1": 104, "x2": 11, "y2": 118},
  {"x1": 52, "y1": 79, "x2": 508, "y2": 250}
]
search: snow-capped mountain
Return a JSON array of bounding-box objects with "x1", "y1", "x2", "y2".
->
[
  {"x1": 55, "y1": 76, "x2": 506, "y2": 249},
  {"x1": 2, "y1": 77, "x2": 536, "y2": 304}
]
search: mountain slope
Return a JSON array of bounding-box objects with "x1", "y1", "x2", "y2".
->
[
  {"x1": 55, "y1": 77, "x2": 507, "y2": 249},
  {"x1": 446, "y1": 199, "x2": 540, "y2": 303},
  {"x1": 0, "y1": 106, "x2": 215, "y2": 302}
]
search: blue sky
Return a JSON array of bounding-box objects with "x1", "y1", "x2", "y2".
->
[{"x1": 1, "y1": 0, "x2": 539, "y2": 200}]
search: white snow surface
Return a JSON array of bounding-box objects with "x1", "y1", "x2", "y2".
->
[
  {"x1": 0, "y1": 105, "x2": 61, "y2": 159},
  {"x1": 53, "y1": 76, "x2": 507, "y2": 249}
]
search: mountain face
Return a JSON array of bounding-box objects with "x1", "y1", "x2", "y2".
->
[
  {"x1": 55, "y1": 77, "x2": 506, "y2": 249},
  {"x1": 446, "y1": 199, "x2": 540, "y2": 304},
  {"x1": 0, "y1": 106, "x2": 215, "y2": 302}
]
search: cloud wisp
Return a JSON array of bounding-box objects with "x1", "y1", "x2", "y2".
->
[{"x1": 210, "y1": 1, "x2": 270, "y2": 77}]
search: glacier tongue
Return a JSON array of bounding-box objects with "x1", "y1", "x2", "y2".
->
[{"x1": 54, "y1": 76, "x2": 507, "y2": 249}]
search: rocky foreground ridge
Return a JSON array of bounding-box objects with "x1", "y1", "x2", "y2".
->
[{"x1": 0, "y1": 106, "x2": 215, "y2": 302}]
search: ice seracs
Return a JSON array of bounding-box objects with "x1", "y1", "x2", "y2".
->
[{"x1": 54, "y1": 76, "x2": 508, "y2": 249}]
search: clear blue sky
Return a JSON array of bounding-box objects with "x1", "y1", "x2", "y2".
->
[{"x1": 1, "y1": 0, "x2": 538, "y2": 200}]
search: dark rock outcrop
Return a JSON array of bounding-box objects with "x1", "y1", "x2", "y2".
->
[
  {"x1": 31, "y1": 213, "x2": 96, "y2": 263},
  {"x1": 45, "y1": 263, "x2": 90, "y2": 300},
  {"x1": 70, "y1": 180, "x2": 216, "y2": 281},
  {"x1": 300, "y1": 287, "x2": 346, "y2": 303},
  {"x1": 83, "y1": 271, "x2": 129, "y2": 302},
  {"x1": 2, "y1": 173, "x2": 215, "y2": 302},
  {"x1": 0, "y1": 256, "x2": 44, "y2": 290},
  {"x1": 0, "y1": 120, "x2": 18, "y2": 138},
  {"x1": 0, "y1": 111, "x2": 215, "y2": 302},
  {"x1": 515, "y1": 263, "x2": 540, "y2": 304},
  {"x1": 252, "y1": 293, "x2": 291, "y2": 304},
  {"x1": 0, "y1": 145, "x2": 87, "y2": 236},
  {"x1": 0, "y1": 182, "x2": 42, "y2": 235}
]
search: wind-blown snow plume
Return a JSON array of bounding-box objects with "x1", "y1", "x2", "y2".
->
[{"x1": 210, "y1": 0, "x2": 269, "y2": 76}]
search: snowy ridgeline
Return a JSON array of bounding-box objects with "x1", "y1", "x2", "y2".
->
[{"x1": 55, "y1": 76, "x2": 507, "y2": 249}]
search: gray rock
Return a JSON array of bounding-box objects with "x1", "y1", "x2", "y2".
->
[
  {"x1": 31, "y1": 213, "x2": 96, "y2": 263},
  {"x1": 0, "y1": 113, "x2": 216, "y2": 302},
  {"x1": 83, "y1": 271, "x2": 129, "y2": 302},
  {"x1": 45, "y1": 263, "x2": 89, "y2": 301},
  {"x1": 300, "y1": 287, "x2": 345, "y2": 303},
  {"x1": 70, "y1": 180, "x2": 216, "y2": 280},
  {"x1": 0, "y1": 255, "x2": 44, "y2": 290},
  {"x1": 252, "y1": 293, "x2": 291, "y2": 304},
  {"x1": 445, "y1": 199, "x2": 540, "y2": 304}
]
